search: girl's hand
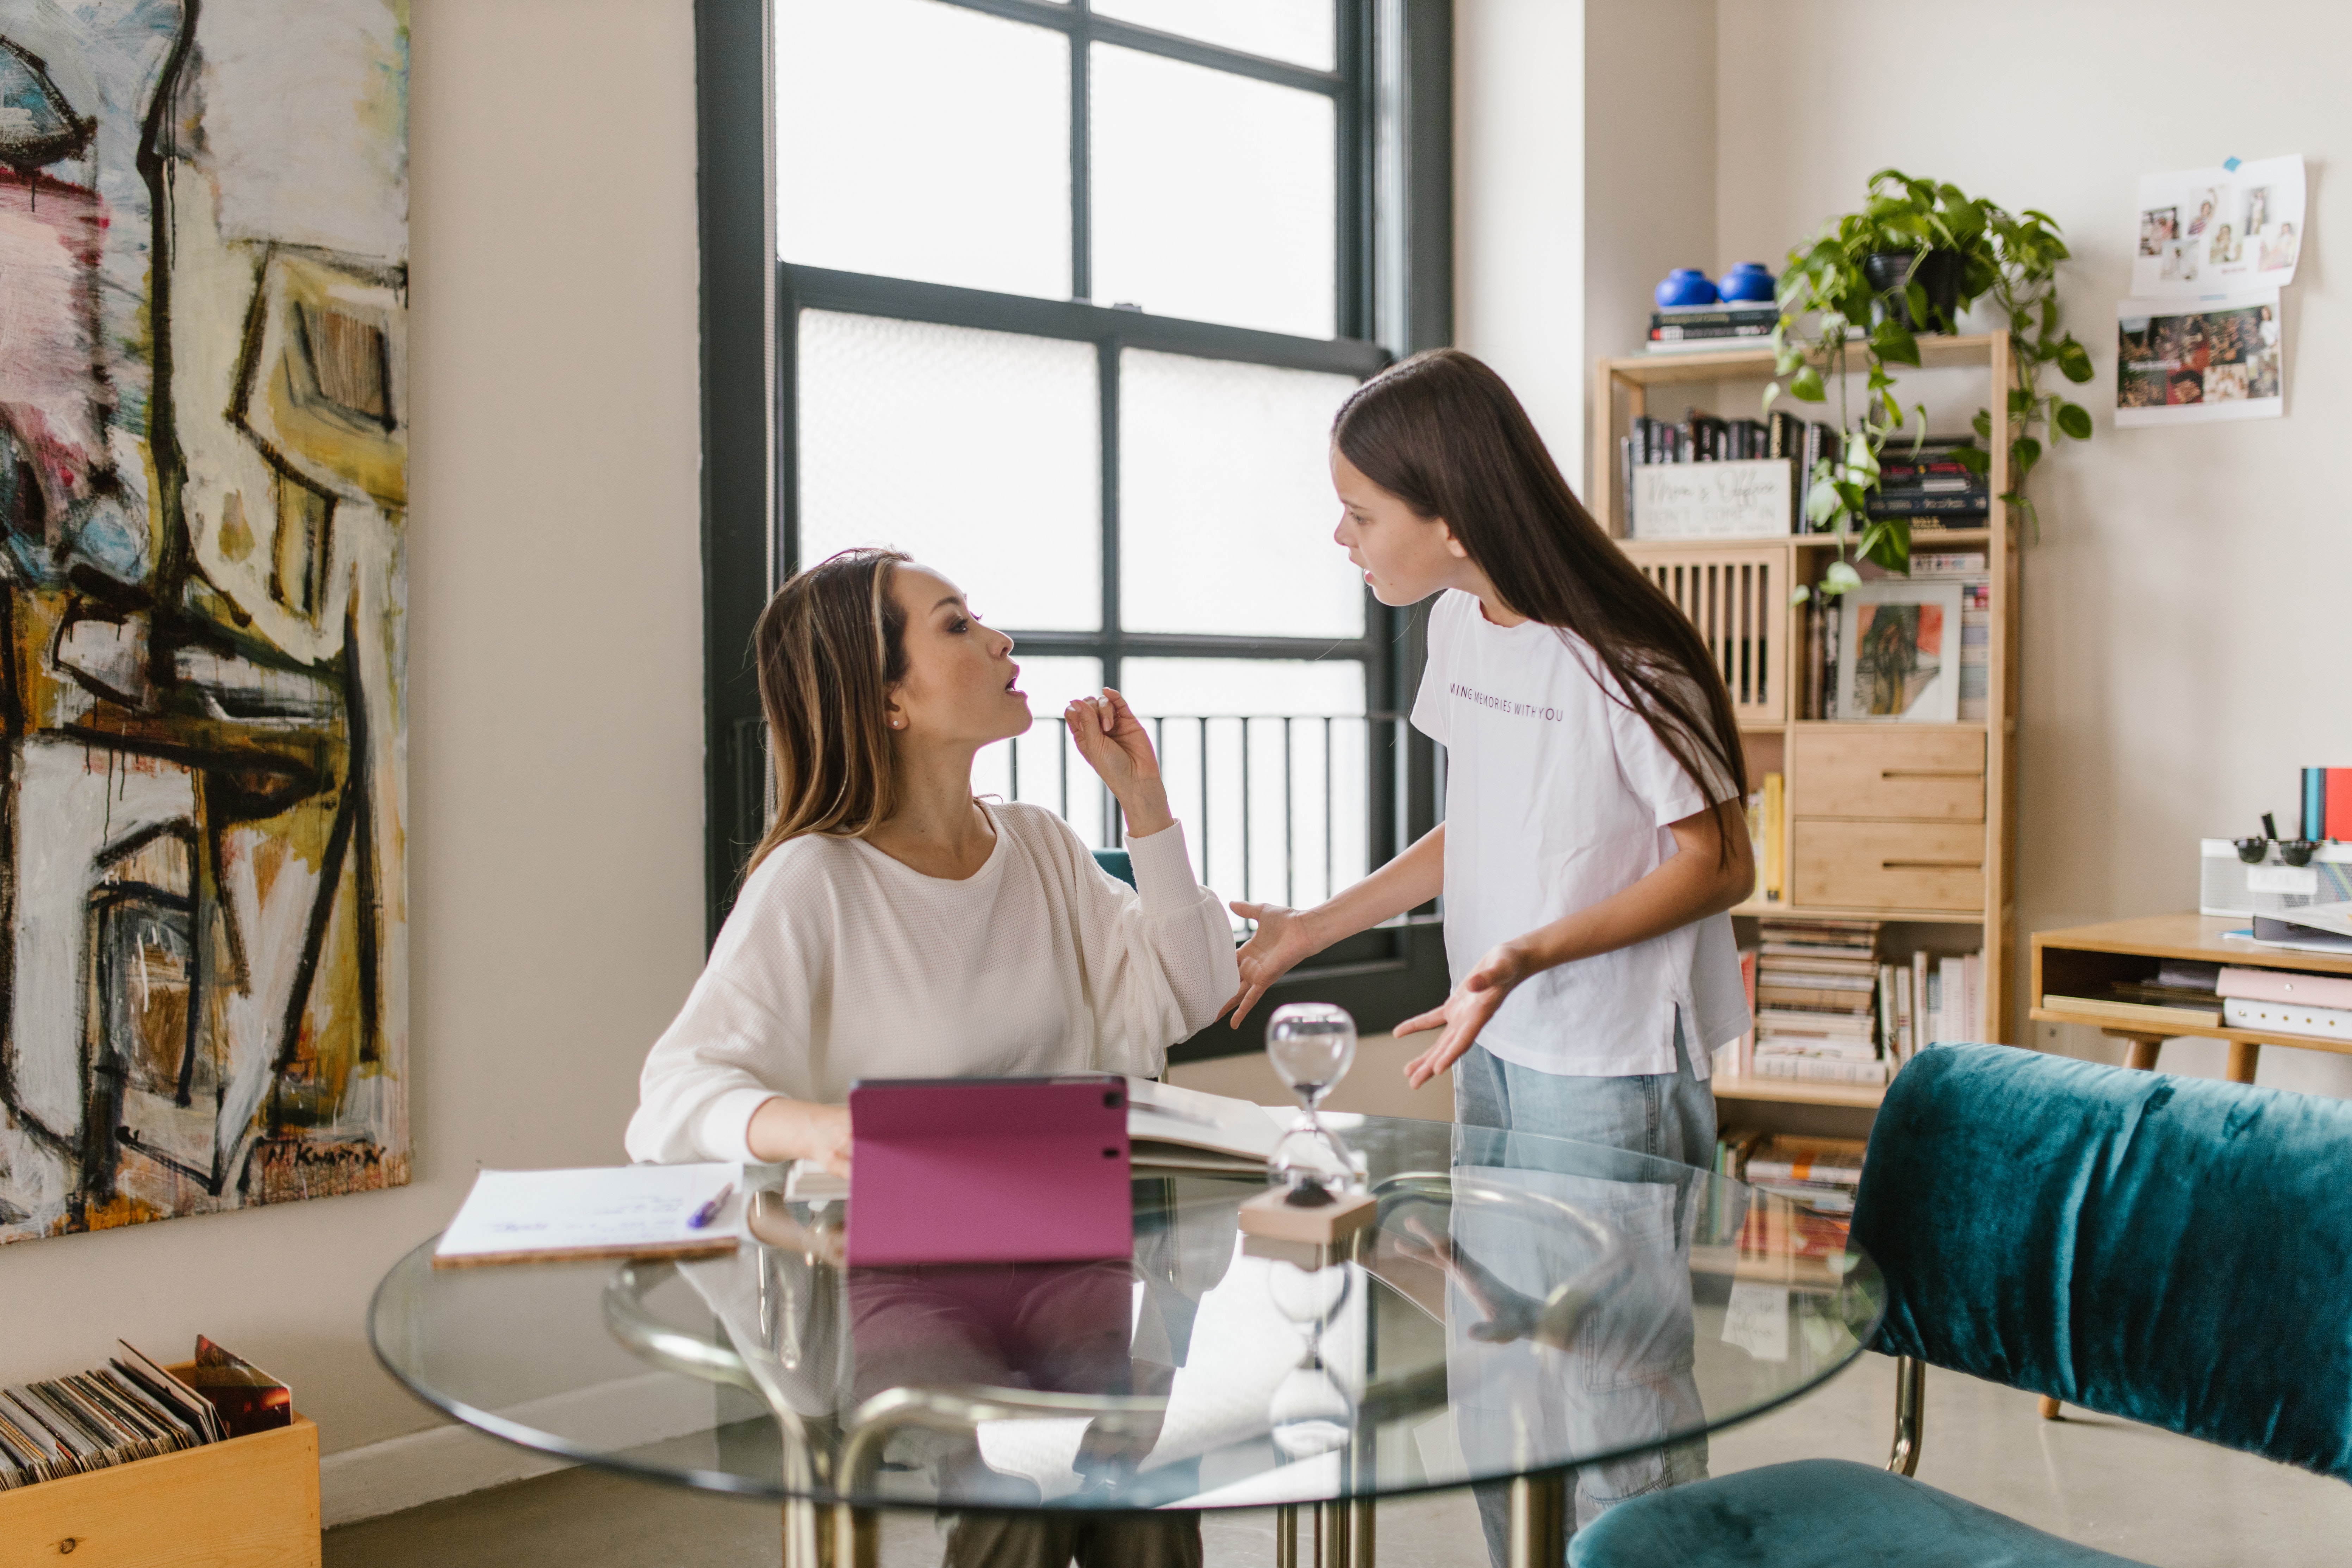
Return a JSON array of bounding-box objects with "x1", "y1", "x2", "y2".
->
[
  {"x1": 1066, "y1": 689, "x2": 1174, "y2": 838},
  {"x1": 1397, "y1": 943, "x2": 1527, "y2": 1088},
  {"x1": 1221, "y1": 902, "x2": 1325, "y2": 1025}
]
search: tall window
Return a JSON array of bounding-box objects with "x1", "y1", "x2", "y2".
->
[{"x1": 699, "y1": 0, "x2": 1453, "y2": 1041}]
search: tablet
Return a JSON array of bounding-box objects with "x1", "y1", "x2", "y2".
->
[{"x1": 846, "y1": 1075, "x2": 1133, "y2": 1267}]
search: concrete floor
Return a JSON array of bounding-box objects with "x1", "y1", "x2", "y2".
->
[{"x1": 328, "y1": 1043, "x2": 2352, "y2": 1565}]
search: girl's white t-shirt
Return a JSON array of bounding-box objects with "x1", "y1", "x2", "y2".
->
[{"x1": 1410, "y1": 590, "x2": 1751, "y2": 1078}]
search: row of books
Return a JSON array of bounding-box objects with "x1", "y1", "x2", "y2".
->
[
  {"x1": 1867, "y1": 438, "x2": 1991, "y2": 519},
  {"x1": 1746, "y1": 919, "x2": 1891, "y2": 1083},
  {"x1": 1628, "y1": 408, "x2": 1816, "y2": 465},
  {"x1": 0, "y1": 1338, "x2": 285, "y2": 1489},
  {"x1": 1718, "y1": 918, "x2": 1987, "y2": 1083},
  {"x1": 1646, "y1": 302, "x2": 1780, "y2": 353}
]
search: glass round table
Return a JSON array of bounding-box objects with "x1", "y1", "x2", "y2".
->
[{"x1": 370, "y1": 1115, "x2": 1881, "y2": 1566}]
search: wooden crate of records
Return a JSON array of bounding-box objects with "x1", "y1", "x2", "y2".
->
[{"x1": 0, "y1": 1353, "x2": 319, "y2": 1567}]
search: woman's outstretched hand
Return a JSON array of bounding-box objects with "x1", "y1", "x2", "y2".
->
[
  {"x1": 1066, "y1": 689, "x2": 1173, "y2": 838},
  {"x1": 1398, "y1": 942, "x2": 1527, "y2": 1088},
  {"x1": 1221, "y1": 902, "x2": 1324, "y2": 1026}
]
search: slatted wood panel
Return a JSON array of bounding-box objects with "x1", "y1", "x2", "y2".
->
[{"x1": 1626, "y1": 545, "x2": 1788, "y2": 727}]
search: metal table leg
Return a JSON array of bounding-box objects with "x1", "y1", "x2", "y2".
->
[
  {"x1": 781, "y1": 1497, "x2": 872, "y2": 1568},
  {"x1": 1276, "y1": 1504, "x2": 1299, "y2": 1568},
  {"x1": 1505, "y1": 1472, "x2": 1566, "y2": 1568}
]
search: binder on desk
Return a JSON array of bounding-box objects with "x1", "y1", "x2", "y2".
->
[{"x1": 847, "y1": 1076, "x2": 1132, "y2": 1267}]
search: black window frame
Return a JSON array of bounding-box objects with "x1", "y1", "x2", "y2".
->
[{"x1": 696, "y1": 0, "x2": 1454, "y2": 1053}]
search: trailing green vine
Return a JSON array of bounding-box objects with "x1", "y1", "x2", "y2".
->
[{"x1": 1768, "y1": 168, "x2": 2095, "y2": 585}]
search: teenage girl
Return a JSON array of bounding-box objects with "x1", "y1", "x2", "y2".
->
[
  {"x1": 1223, "y1": 348, "x2": 1753, "y2": 1557},
  {"x1": 1224, "y1": 346, "x2": 1754, "y2": 1175}
]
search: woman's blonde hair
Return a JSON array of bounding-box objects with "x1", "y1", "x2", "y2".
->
[{"x1": 744, "y1": 547, "x2": 912, "y2": 873}]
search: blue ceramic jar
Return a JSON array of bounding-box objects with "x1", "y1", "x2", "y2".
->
[
  {"x1": 1654, "y1": 268, "x2": 1718, "y2": 309},
  {"x1": 1717, "y1": 262, "x2": 1776, "y2": 302}
]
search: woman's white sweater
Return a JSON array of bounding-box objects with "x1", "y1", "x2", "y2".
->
[{"x1": 625, "y1": 803, "x2": 1238, "y2": 1164}]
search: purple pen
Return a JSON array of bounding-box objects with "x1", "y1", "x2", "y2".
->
[{"x1": 687, "y1": 1182, "x2": 735, "y2": 1230}]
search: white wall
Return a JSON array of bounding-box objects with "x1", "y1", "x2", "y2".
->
[
  {"x1": 1458, "y1": 0, "x2": 2352, "y2": 1095},
  {"x1": 1455, "y1": 0, "x2": 1586, "y2": 472},
  {"x1": 1456, "y1": 0, "x2": 1718, "y2": 505},
  {"x1": 1, "y1": 0, "x2": 709, "y2": 1468},
  {"x1": 1714, "y1": 0, "x2": 2352, "y2": 1093}
]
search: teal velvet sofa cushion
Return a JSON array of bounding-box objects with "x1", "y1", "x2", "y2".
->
[
  {"x1": 1091, "y1": 848, "x2": 1137, "y2": 889},
  {"x1": 1853, "y1": 1045, "x2": 2352, "y2": 1481},
  {"x1": 1568, "y1": 1458, "x2": 2148, "y2": 1567}
]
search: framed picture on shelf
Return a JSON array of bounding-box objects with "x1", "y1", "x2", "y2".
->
[{"x1": 1835, "y1": 580, "x2": 1964, "y2": 722}]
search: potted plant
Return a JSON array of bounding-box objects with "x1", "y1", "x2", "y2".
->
[{"x1": 1768, "y1": 169, "x2": 2095, "y2": 584}]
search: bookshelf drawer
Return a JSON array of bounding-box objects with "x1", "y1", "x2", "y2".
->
[
  {"x1": 1790, "y1": 727, "x2": 1984, "y2": 821},
  {"x1": 1793, "y1": 820, "x2": 1985, "y2": 911}
]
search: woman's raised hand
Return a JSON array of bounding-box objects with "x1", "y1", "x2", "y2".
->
[
  {"x1": 1220, "y1": 902, "x2": 1324, "y2": 1026},
  {"x1": 1066, "y1": 689, "x2": 1174, "y2": 837}
]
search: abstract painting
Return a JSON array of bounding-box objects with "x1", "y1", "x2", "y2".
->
[{"x1": 0, "y1": 0, "x2": 408, "y2": 1242}]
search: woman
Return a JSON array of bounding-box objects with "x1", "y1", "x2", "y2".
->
[
  {"x1": 627, "y1": 546, "x2": 1237, "y2": 1173},
  {"x1": 631, "y1": 549, "x2": 1229, "y2": 1568}
]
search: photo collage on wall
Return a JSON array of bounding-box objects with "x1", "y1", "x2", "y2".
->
[{"x1": 2119, "y1": 154, "x2": 2300, "y2": 427}]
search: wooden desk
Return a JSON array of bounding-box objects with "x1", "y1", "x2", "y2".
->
[{"x1": 2030, "y1": 913, "x2": 2352, "y2": 1084}]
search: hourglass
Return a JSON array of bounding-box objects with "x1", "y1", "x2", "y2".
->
[{"x1": 1265, "y1": 1002, "x2": 1360, "y2": 1203}]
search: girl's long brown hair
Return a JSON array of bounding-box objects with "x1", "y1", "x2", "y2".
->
[
  {"x1": 744, "y1": 547, "x2": 912, "y2": 873},
  {"x1": 1333, "y1": 349, "x2": 1749, "y2": 858}
]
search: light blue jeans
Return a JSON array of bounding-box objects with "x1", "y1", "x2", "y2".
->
[{"x1": 1451, "y1": 1016, "x2": 1715, "y2": 1567}]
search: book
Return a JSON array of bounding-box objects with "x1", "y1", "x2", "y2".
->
[
  {"x1": 1651, "y1": 304, "x2": 1781, "y2": 328},
  {"x1": 1745, "y1": 1137, "x2": 1867, "y2": 1185},
  {"x1": 2041, "y1": 993, "x2": 2223, "y2": 1028},
  {"x1": 1751, "y1": 1055, "x2": 1891, "y2": 1085},
  {"x1": 1911, "y1": 950, "x2": 1931, "y2": 1051},
  {"x1": 1649, "y1": 322, "x2": 1774, "y2": 343},
  {"x1": 1124, "y1": 1077, "x2": 1308, "y2": 1175},
  {"x1": 2222, "y1": 996, "x2": 2352, "y2": 1041},
  {"x1": 1865, "y1": 492, "x2": 1991, "y2": 517},
  {"x1": 1757, "y1": 986, "x2": 1877, "y2": 1012},
  {"x1": 1737, "y1": 946, "x2": 1759, "y2": 1074},
  {"x1": 2216, "y1": 965, "x2": 2352, "y2": 1009}
]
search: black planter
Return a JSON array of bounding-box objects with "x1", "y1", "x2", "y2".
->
[{"x1": 1863, "y1": 249, "x2": 1965, "y2": 332}]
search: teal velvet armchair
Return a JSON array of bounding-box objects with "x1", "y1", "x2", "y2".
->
[
  {"x1": 1091, "y1": 848, "x2": 1137, "y2": 889},
  {"x1": 1571, "y1": 1044, "x2": 2352, "y2": 1567}
]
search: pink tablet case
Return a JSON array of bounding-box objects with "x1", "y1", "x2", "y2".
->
[{"x1": 846, "y1": 1076, "x2": 1133, "y2": 1267}]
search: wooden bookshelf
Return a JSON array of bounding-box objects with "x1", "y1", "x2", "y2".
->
[{"x1": 1594, "y1": 335, "x2": 2021, "y2": 1046}]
